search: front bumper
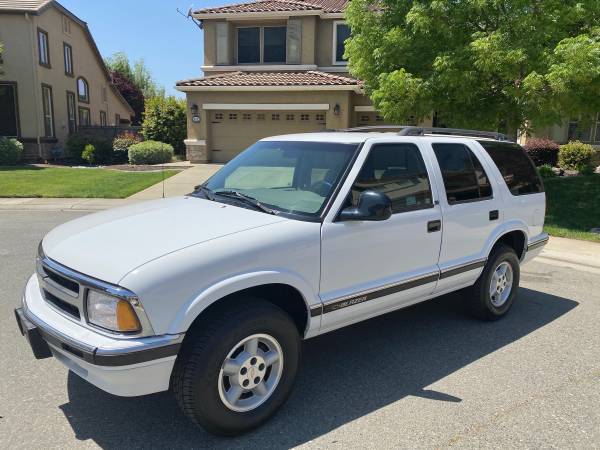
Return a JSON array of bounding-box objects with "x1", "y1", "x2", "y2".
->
[{"x1": 17, "y1": 275, "x2": 184, "y2": 396}]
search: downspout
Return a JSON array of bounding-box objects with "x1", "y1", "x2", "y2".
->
[{"x1": 25, "y1": 12, "x2": 43, "y2": 159}]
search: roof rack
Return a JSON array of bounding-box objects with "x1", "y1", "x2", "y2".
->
[{"x1": 336, "y1": 125, "x2": 511, "y2": 141}]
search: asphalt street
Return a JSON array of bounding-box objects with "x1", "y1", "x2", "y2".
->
[{"x1": 1, "y1": 211, "x2": 599, "y2": 449}]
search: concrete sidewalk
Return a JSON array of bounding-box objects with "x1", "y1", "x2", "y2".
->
[{"x1": 127, "y1": 163, "x2": 222, "y2": 200}]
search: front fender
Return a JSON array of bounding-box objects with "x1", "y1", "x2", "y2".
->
[{"x1": 166, "y1": 269, "x2": 321, "y2": 336}]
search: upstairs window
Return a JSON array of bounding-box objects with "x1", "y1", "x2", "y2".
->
[
  {"x1": 333, "y1": 21, "x2": 351, "y2": 64},
  {"x1": 237, "y1": 26, "x2": 287, "y2": 64},
  {"x1": 433, "y1": 143, "x2": 492, "y2": 204},
  {"x1": 77, "y1": 77, "x2": 89, "y2": 102},
  {"x1": 63, "y1": 43, "x2": 73, "y2": 76},
  {"x1": 38, "y1": 28, "x2": 50, "y2": 67}
]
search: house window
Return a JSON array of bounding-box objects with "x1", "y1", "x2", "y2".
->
[
  {"x1": 238, "y1": 27, "x2": 260, "y2": 64},
  {"x1": 237, "y1": 26, "x2": 287, "y2": 64},
  {"x1": 214, "y1": 112, "x2": 223, "y2": 120},
  {"x1": 300, "y1": 114, "x2": 309, "y2": 121},
  {"x1": 115, "y1": 114, "x2": 121, "y2": 125},
  {"x1": 63, "y1": 43, "x2": 73, "y2": 76},
  {"x1": 41, "y1": 84, "x2": 55, "y2": 137},
  {"x1": 0, "y1": 83, "x2": 20, "y2": 137},
  {"x1": 264, "y1": 27, "x2": 286, "y2": 63},
  {"x1": 315, "y1": 113, "x2": 325, "y2": 122},
  {"x1": 78, "y1": 107, "x2": 90, "y2": 126},
  {"x1": 77, "y1": 77, "x2": 89, "y2": 102},
  {"x1": 100, "y1": 110, "x2": 107, "y2": 126},
  {"x1": 38, "y1": 28, "x2": 50, "y2": 67},
  {"x1": 243, "y1": 113, "x2": 252, "y2": 120},
  {"x1": 333, "y1": 21, "x2": 351, "y2": 64},
  {"x1": 66, "y1": 91, "x2": 76, "y2": 134},
  {"x1": 229, "y1": 113, "x2": 238, "y2": 120},
  {"x1": 568, "y1": 114, "x2": 600, "y2": 143},
  {"x1": 62, "y1": 15, "x2": 71, "y2": 35},
  {"x1": 271, "y1": 113, "x2": 280, "y2": 121}
]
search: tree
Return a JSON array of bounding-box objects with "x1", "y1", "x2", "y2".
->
[
  {"x1": 345, "y1": 0, "x2": 600, "y2": 133},
  {"x1": 105, "y1": 52, "x2": 165, "y2": 99},
  {"x1": 141, "y1": 96, "x2": 186, "y2": 155},
  {"x1": 110, "y1": 70, "x2": 144, "y2": 125}
]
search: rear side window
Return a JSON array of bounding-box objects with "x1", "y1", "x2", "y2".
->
[
  {"x1": 478, "y1": 141, "x2": 544, "y2": 195},
  {"x1": 432, "y1": 143, "x2": 492, "y2": 204}
]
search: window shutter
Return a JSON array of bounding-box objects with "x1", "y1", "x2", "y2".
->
[
  {"x1": 216, "y1": 22, "x2": 229, "y2": 65},
  {"x1": 287, "y1": 19, "x2": 302, "y2": 64}
]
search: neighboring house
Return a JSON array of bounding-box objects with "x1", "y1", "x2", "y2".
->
[
  {"x1": 176, "y1": 0, "x2": 432, "y2": 163},
  {"x1": 528, "y1": 117, "x2": 600, "y2": 149},
  {"x1": 0, "y1": 0, "x2": 134, "y2": 161}
]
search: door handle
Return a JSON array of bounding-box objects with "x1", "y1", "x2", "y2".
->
[
  {"x1": 427, "y1": 220, "x2": 441, "y2": 233},
  {"x1": 489, "y1": 210, "x2": 499, "y2": 221}
]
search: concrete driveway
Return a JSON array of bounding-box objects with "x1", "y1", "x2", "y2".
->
[{"x1": 1, "y1": 211, "x2": 599, "y2": 449}]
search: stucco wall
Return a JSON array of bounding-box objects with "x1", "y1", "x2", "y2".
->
[{"x1": 316, "y1": 19, "x2": 334, "y2": 67}]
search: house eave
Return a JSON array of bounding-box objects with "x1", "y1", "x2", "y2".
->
[{"x1": 176, "y1": 85, "x2": 361, "y2": 93}]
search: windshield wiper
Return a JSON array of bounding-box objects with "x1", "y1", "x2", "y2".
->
[
  {"x1": 194, "y1": 184, "x2": 215, "y2": 200},
  {"x1": 213, "y1": 190, "x2": 277, "y2": 215}
]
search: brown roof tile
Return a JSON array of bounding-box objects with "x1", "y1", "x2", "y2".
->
[
  {"x1": 177, "y1": 70, "x2": 360, "y2": 87},
  {"x1": 194, "y1": 0, "x2": 347, "y2": 15}
]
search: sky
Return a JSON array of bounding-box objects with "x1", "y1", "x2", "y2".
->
[{"x1": 59, "y1": 0, "x2": 226, "y2": 97}]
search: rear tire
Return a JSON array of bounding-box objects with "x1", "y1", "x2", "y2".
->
[
  {"x1": 463, "y1": 244, "x2": 520, "y2": 320},
  {"x1": 171, "y1": 298, "x2": 301, "y2": 436}
]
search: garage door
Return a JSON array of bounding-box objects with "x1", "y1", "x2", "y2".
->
[{"x1": 210, "y1": 111, "x2": 327, "y2": 163}]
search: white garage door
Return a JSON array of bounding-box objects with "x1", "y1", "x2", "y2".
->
[{"x1": 210, "y1": 111, "x2": 327, "y2": 163}]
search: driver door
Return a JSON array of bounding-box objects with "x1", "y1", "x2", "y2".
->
[{"x1": 319, "y1": 140, "x2": 443, "y2": 333}]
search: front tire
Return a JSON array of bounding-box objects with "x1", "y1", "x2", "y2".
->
[
  {"x1": 464, "y1": 244, "x2": 520, "y2": 320},
  {"x1": 172, "y1": 299, "x2": 301, "y2": 436}
]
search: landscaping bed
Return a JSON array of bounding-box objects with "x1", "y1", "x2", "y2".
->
[{"x1": 0, "y1": 166, "x2": 179, "y2": 199}]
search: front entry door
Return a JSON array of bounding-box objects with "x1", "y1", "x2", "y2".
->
[{"x1": 319, "y1": 141, "x2": 443, "y2": 333}]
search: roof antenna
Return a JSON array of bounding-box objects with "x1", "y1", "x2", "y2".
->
[{"x1": 176, "y1": 6, "x2": 203, "y2": 29}]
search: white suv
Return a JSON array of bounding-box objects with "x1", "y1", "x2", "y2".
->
[{"x1": 16, "y1": 126, "x2": 548, "y2": 436}]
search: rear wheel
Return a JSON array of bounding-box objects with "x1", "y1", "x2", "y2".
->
[
  {"x1": 171, "y1": 299, "x2": 300, "y2": 436},
  {"x1": 464, "y1": 244, "x2": 520, "y2": 320}
]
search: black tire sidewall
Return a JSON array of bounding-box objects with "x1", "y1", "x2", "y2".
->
[
  {"x1": 479, "y1": 246, "x2": 520, "y2": 318},
  {"x1": 185, "y1": 304, "x2": 300, "y2": 435}
]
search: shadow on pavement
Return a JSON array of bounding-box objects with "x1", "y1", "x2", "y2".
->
[{"x1": 59, "y1": 288, "x2": 577, "y2": 448}]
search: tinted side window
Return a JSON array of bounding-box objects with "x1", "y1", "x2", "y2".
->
[
  {"x1": 351, "y1": 144, "x2": 433, "y2": 213},
  {"x1": 478, "y1": 141, "x2": 544, "y2": 195},
  {"x1": 432, "y1": 143, "x2": 493, "y2": 204}
]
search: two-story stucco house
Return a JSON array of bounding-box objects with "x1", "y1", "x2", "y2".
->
[
  {"x1": 0, "y1": 0, "x2": 134, "y2": 161},
  {"x1": 176, "y1": 0, "x2": 433, "y2": 163}
]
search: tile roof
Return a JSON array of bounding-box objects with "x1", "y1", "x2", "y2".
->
[
  {"x1": 177, "y1": 71, "x2": 360, "y2": 87},
  {"x1": 0, "y1": 0, "x2": 52, "y2": 11},
  {"x1": 194, "y1": 0, "x2": 347, "y2": 15}
]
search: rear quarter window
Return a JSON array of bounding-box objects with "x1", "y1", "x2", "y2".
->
[{"x1": 478, "y1": 141, "x2": 544, "y2": 196}]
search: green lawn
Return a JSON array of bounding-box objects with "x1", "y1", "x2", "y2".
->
[
  {"x1": 543, "y1": 174, "x2": 600, "y2": 242},
  {"x1": 0, "y1": 166, "x2": 180, "y2": 199}
]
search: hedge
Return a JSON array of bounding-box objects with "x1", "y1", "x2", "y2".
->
[
  {"x1": 128, "y1": 140, "x2": 174, "y2": 165},
  {"x1": 0, "y1": 137, "x2": 23, "y2": 165},
  {"x1": 523, "y1": 138, "x2": 559, "y2": 167},
  {"x1": 113, "y1": 131, "x2": 141, "y2": 164},
  {"x1": 66, "y1": 134, "x2": 113, "y2": 164},
  {"x1": 558, "y1": 141, "x2": 595, "y2": 171}
]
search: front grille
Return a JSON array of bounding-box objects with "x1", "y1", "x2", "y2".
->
[
  {"x1": 45, "y1": 268, "x2": 80, "y2": 294},
  {"x1": 43, "y1": 289, "x2": 81, "y2": 319}
]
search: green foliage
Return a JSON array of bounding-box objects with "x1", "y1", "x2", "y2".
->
[
  {"x1": 104, "y1": 52, "x2": 165, "y2": 99},
  {"x1": 523, "y1": 138, "x2": 559, "y2": 166},
  {"x1": 345, "y1": 0, "x2": 600, "y2": 131},
  {"x1": 82, "y1": 144, "x2": 96, "y2": 165},
  {"x1": 579, "y1": 164, "x2": 595, "y2": 176},
  {"x1": 113, "y1": 131, "x2": 141, "y2": 164},
  {"x1": 66, "y1": 134, "x2": 113, "y2": 164},
  {"x1": 141, "y1": 96, "x2": 186, "y2": 154},
  {"x1": 0, "y1": 137, "x2": 23, "y2": 165},
  {"x1": 558, "y1": 141, "x2": 595, "y2": 170},
  {"x1": 537, "y1": 164, "x2": 556, "y2": 178},
  {"x1": 128, "y1": 140, "x2": 173, "y2": 165}
]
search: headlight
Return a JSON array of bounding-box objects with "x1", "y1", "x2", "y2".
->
[{"x1": 87, "y1": 290, "x2": 141, "y2": 333}]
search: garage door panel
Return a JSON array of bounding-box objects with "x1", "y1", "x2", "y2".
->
[{"x1": 210, "y1": 111, "x2": 326, "y2": 163}]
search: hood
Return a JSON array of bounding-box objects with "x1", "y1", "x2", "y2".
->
[{"x1": 42, "y1": 197, "x2": 287, "y2": 284}]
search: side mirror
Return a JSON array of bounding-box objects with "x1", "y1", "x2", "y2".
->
[{"x1": 338, "y1": 190, "x2": 392, "y2": 221}]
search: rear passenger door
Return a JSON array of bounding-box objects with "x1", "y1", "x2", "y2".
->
[
  {"x1": 430, "y1": 142, "x2": 502, "y2": 293},
  {"x1": 319, "y1": 141, "x2": 443, "y2": 333}
]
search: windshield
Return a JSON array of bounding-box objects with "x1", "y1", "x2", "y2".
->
[{"x1": 203, "y1": 140, "x2": 359, "y2": 217}]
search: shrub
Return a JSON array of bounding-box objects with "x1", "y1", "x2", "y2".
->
[
  {"x1": 82, "y1": 144, "x2": 95, "y2": 164},
  {"x1": 113, "y1": 131, "x2": 141, "y2": 164},
  {"x1": 558, "y1": 141, "x2": 595, "y2": 171},
  {"x1": 66, "y1": 134, "x2": 113, "y2": 164},
  {"x1": 537, "y1": 164, "x2": 555, "y2": 178},
  {"x1": 142, "y1": 96, "x2": 186, "y2": 155},
  {"x1": 0, "y1": 137, "x2": 23, "y2": 165},
  {"x1": 579, "y1": 164, "x2": 594, "y2": 176},
  {"x1": 128, "y1": 140, "x2": 173, "y2": 165},
  {"x1": 523, "y1": 138, "x2": 559, "y2": 166}
]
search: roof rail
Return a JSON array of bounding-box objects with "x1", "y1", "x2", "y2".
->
[{"x1": 337, "y1": 125, "x2": 511, "y2": 141}]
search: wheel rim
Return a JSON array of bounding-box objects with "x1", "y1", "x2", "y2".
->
[
  {"x1": 489, "y1": 261, "x2": 513, "y2": 307},
  {"x1": 218, "y1": 333, "x2": 284, "y2": 412}
]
